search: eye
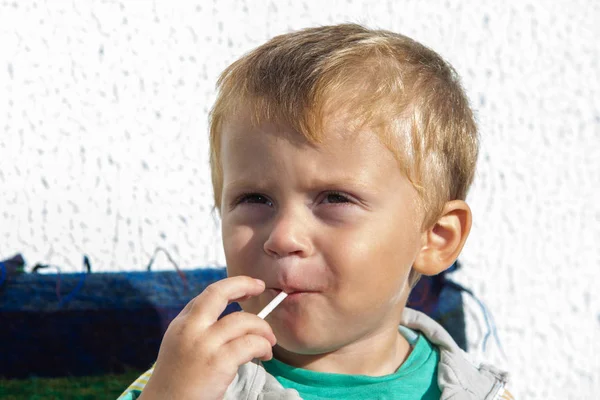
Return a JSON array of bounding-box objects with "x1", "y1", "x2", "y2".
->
[
  {"x1": 321, "y1": 192, "x2": 352, "y2": 204},
  {"x1": 237, "y1": 193, "x2": 274, "y2": 207}
]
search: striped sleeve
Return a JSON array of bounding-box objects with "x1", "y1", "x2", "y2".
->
[{"x1": 116, "y1": 366, "x2": 154, "y2": 400}]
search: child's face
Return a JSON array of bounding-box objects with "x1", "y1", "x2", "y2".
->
[{"x1": 219, "y1": 112, "x2": 425, "y2": 356}]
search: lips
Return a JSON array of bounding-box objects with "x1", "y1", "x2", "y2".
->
[
  {"x1": 274, "y1": 277, "x2": 324, "y2": 293},
  {"x1": 266, "y1": 287, "x2": 318, "y2": 299},
  {"x1": 261, "y1": 267, "x2": 327, "y2": 296},
  {"x1": 265, "y1": 279, "x2": 310, "y2": 295},
  {"x1": 267, "y1": 287, "x2": 302, "y2": 295}
]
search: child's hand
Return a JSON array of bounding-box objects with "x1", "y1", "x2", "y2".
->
[{"x1": 138, "y1": 276, "x2": 276, "y2": 400}]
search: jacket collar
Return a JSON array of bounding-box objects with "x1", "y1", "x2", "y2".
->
[
  {"x1": 402, "y1": 308, "x2": 509, "y2": 400},
  {"x1": 225, "y1": 308, "x2": 509, "y2": 399}
]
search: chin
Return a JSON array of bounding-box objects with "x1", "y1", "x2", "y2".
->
[{"x1": 270, "y1": 316, "x2": 337, "y2": 355}]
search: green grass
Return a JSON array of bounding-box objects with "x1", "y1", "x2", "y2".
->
[{"x1": 0, "y1": 369, "x2": 144, "y2": 400}]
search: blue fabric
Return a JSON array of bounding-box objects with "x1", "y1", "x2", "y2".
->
[{"x1": 0, "y1": 268, "x2": 237, "y2": 378}]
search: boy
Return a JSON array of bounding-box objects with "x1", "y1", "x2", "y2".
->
[{"x1": 119, "y1": 24, "x2": 511, "y2": 399}]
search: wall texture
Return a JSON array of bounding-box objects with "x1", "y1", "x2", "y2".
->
[{"x1": 1, "y1": 0, "x2": 598, "y2": 398}]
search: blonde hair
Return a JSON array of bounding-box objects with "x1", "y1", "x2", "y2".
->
[{"x1": 209, "y1": 24, "x2": 478, "y2": 283}]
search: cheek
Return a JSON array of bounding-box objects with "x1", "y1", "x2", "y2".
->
[
  {"x1": 222, "y1": 224, "x2": 268, "y2": 315},
  {"x1": 329, "y1": 218, "x2": 418, "y2": 305},
  {"x1": 222, "y1": 224, "x2": 259, "y2": 275}
]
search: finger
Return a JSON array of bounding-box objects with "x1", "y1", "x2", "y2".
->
[
  {"x1": 188, "y1": 276, "x2": 265, "y2": 324},
  {"x1": 210, "y1": 312, "x2": 277, "y2": 347},
  {"x1": 178, "y1": 296, "x2": 197, "y2": 317},
  {"x1": 221, "y1": 334, "x2": 274, "y2": 367}
]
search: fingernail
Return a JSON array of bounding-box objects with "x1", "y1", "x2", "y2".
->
[{"x1": 254, "y1": 279, "x2": 265, "y2": 287}]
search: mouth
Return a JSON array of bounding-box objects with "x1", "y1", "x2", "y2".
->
[{"x1": 267, "y1": 288, "x2": 317, "y2": 298}]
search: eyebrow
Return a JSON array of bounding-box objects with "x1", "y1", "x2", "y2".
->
[
  {"x1": 222, "y1": 175, "x2": 380, "y2": 196},
  {"x1": 222, "y1": 178, "x2": 274, "y2": 193}
]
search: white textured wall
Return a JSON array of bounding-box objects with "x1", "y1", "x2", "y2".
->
[{"x1": 1, "y1": 0, "x2": 598, "y2": 398}]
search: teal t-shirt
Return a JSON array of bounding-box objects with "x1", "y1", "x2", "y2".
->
[{"x1": 263, "y1": 333, "x2": 441, "y2": 400}]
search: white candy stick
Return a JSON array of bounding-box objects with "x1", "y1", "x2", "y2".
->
[{"x1": 257, "y1": 291, "x2": 288, "y2": 319}]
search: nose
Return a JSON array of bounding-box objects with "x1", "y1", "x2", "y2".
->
[{"x1": 263, "y1": 208, "x2": 313, "y2": 258}]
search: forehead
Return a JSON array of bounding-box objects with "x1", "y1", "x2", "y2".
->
[
  {"x1": 220, "y1": 111, "x2": 384, "y2": 162},
  {"x1": 219, "y1": 111, "x2": 409, "y2": 193}
]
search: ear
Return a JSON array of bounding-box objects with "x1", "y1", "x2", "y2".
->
[{"x1": 413, "y1": 200, "x2": 472, "y2": 276}]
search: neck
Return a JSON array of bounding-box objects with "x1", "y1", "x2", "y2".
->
[{"x1": 272, "y1": 325, "x2": 411, "y2": 376}]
